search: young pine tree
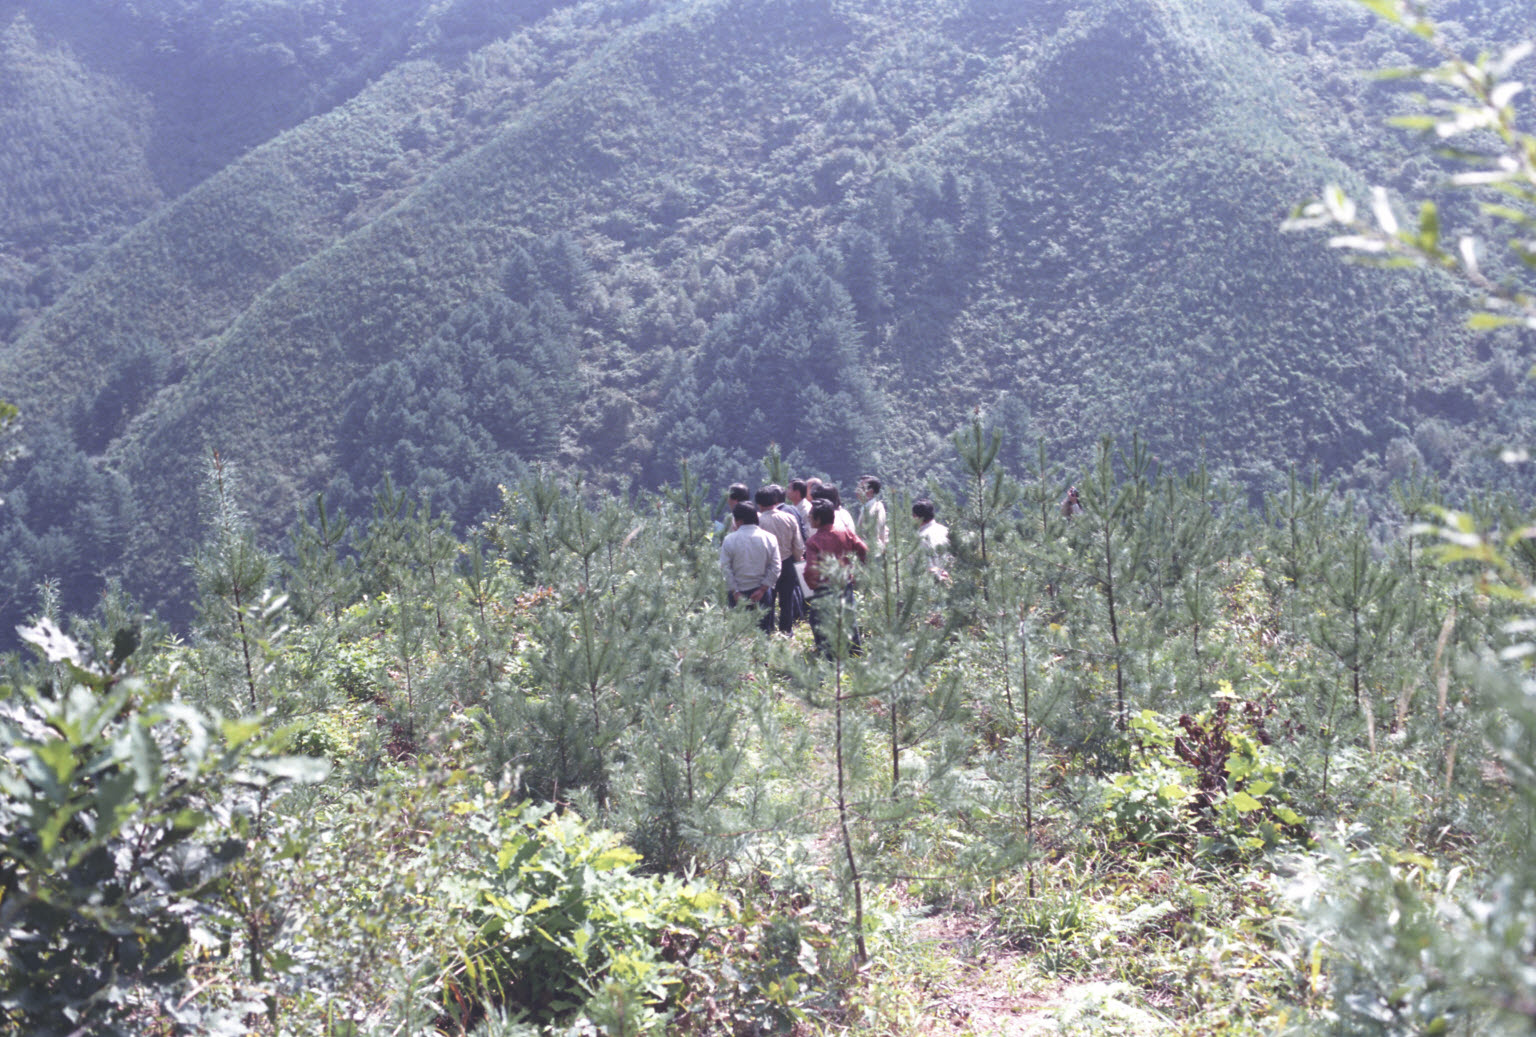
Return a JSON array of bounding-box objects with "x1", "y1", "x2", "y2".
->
[
  {"x1": 285, "y1": 492, "x2": 354, "y2": 626},
  {"x1": 624, "y1": 605, "x2": 758, "y2": 872},
  {"x1": 192, "y1": 451, "x2": 285, "y2": 715},
  {"x1": 1262, "y1": 465, "x2": 1336, "y2": 596},
  {"x1": 1073, "y1": 435, "x2": 1153, "y2": 738},
  {"x1": 952, "y1": 412, "x2": 1021, "y2": 609},
  {"x1": 1310, "y1": 522, "x2": 1415, "y2": 762}
]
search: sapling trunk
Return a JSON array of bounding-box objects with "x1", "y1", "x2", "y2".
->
[
  {"x1": 1319, "y1": 677, "x2": 1343, "y2": 800},
  {"x1": 245, "y1": 787, "x2": 278, "y2": 1033},
  {"x1": 679, "y1": 665, "x2": 697, "y2": 805},
  {"x1": 1103, "y1": 522, "x2": 1126, "y2": 733},
  {"x1": 832, "y1": 640, "x2": 868, "y2": 965},
  {"x1": 1435, "y1": 608, "x2": 1457, "y2": 795},
  {"x1": 956, "y1": 416, "x2": 1013, "y2": 610},
  {"x1": 578, "y1": 591, "x2": 611, "y2": 809},
  {"x1": 470, "y1": 559, "x2": 496, "y2": 692},
  {"x1": 200, "y1": 452, "x2": 271, "y2": 715},
  {"x1": 396, "y1": 604, "x2": 416, "y2": 744},
  {"x1": 233, "y1": 582, "x2": 258, "y2": 713},
  {"x1": 1019, "y1": 606, "x2": 1035, "y2": 899},
  {"x1": 424, "y1": 539, "x2": 445, "y2": 645},
  {"x1": 1000, "y1": 612, "x2": 1015, "y2": 718}
]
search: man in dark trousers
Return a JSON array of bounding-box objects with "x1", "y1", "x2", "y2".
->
[
  {"x1": 757, "y1": 486, "x2": 805, "y2": 633},
  {"x1": 720, "y1": 501, "x2": 781, "y2": 632}
]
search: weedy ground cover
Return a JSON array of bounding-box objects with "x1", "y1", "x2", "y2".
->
[{"x1": 6, "y1": 430, "x2": 1535, "y2": 1035}]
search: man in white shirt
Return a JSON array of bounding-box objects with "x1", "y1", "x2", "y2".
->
[
  {"x1": 720, "y1": 501, "x2": 782, "y2": 631},
  {"x1": 813, "y1": 485, "x2": 858, "y2": 535},
  {"x1": 857, "y1": 475, "x2": 888, "y2": 549},
  {"x1": 789, "y1": 478, "x2": 815, "y2": 521},
  {"x1": 912, "y1": 498, "x2": 949, "y2": 551}
]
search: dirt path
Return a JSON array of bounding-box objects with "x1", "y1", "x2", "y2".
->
[
  {"x1": 890, "y1": 910, "x2": 1174, "y2": 1036},
  {"x1": 899, "y1": 912, "x2": 1061, "y2": 1035}
]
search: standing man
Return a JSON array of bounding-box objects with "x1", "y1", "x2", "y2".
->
[
  {"x1": 857, "y1": 475, "x2": 888, "y2": 549},
  {"x1": 790, "y1": 478, "x2": 819, "y2": 523},
  {"x1": 912, "y1": 498, "x2": 949, "y2": 551},
  {"x1": 812, "y1": 484, "x2": 858, "y2": 535},
  {"x1": 757, "y1": 486, "x2": 805, "y2": 633},
  {"x1": 720, "y1": 501, "x2": 781, "y2": 632},
  {"x1": 804, "y1": 498, "x2": 869, "y2": 656},
  {"x1": 721, "y1": 482, "x2": 751, "y2": 527},
  {"x1": 770, "y1": 483, "x2": 810, "y2": 545},
  {"x1": 912, "y1": 498, "x2": 950, "y2": 582}
]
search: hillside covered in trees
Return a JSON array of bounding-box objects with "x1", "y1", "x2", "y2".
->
[
  {"x1": 12, "y1": 1, "x2": 1536, "y2": 1034},
  {"x1": 2, "y1": 0, "x2": 1535, "y2": 631}
]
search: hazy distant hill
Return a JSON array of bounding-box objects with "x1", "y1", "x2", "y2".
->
[{"x1": 1, "y1": 0, "x2": 1533, "y2": 628}]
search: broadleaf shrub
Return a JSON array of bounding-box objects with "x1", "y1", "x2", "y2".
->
[
  {"x1": 0, "y1": 620, "x2": 327, "y2": 1036},
  {"x1": 1100, "y1": 688, "x2": 1307, "y2": 858},
  {"x1": 440, "y1": 796, "x2": 727, "y2": 1033}
]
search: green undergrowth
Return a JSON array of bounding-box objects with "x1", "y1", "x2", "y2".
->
[{"x1": 8, "y1": 424, "x2": 1536, "y2": 1035}]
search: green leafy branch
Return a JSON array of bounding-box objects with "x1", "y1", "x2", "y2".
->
[
  {"x1": 1284, "y1": 0, "x2": 1536, "y2": 329},
  {"x1": 0, "y1": 620, "x2": 329, "y2": 1035}
]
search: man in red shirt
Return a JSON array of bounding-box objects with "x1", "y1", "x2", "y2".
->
[{"x1": 804, "y1": 498, "x2": 868, "y2": 656}]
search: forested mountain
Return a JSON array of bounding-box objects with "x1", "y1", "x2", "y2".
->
[
  {"x1": 2, "y1": 0, "x2": 1534, "y2": 630},
  {"x1": 15, "y1": 5, "x2": 1536, "y2": 1033}
]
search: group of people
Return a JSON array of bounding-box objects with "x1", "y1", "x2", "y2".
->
[{"x1": 717, "y1": 475, "x2": 950, "y2": 654}]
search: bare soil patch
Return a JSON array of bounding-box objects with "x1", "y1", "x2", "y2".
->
[{"x1": 901, "y1": 911, "x2": 1064, "y2": 1035}]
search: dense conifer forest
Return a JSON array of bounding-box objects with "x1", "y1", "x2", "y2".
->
[{"x1": 8, "y1": 0, "x2": 1536, "y2": 1033}]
